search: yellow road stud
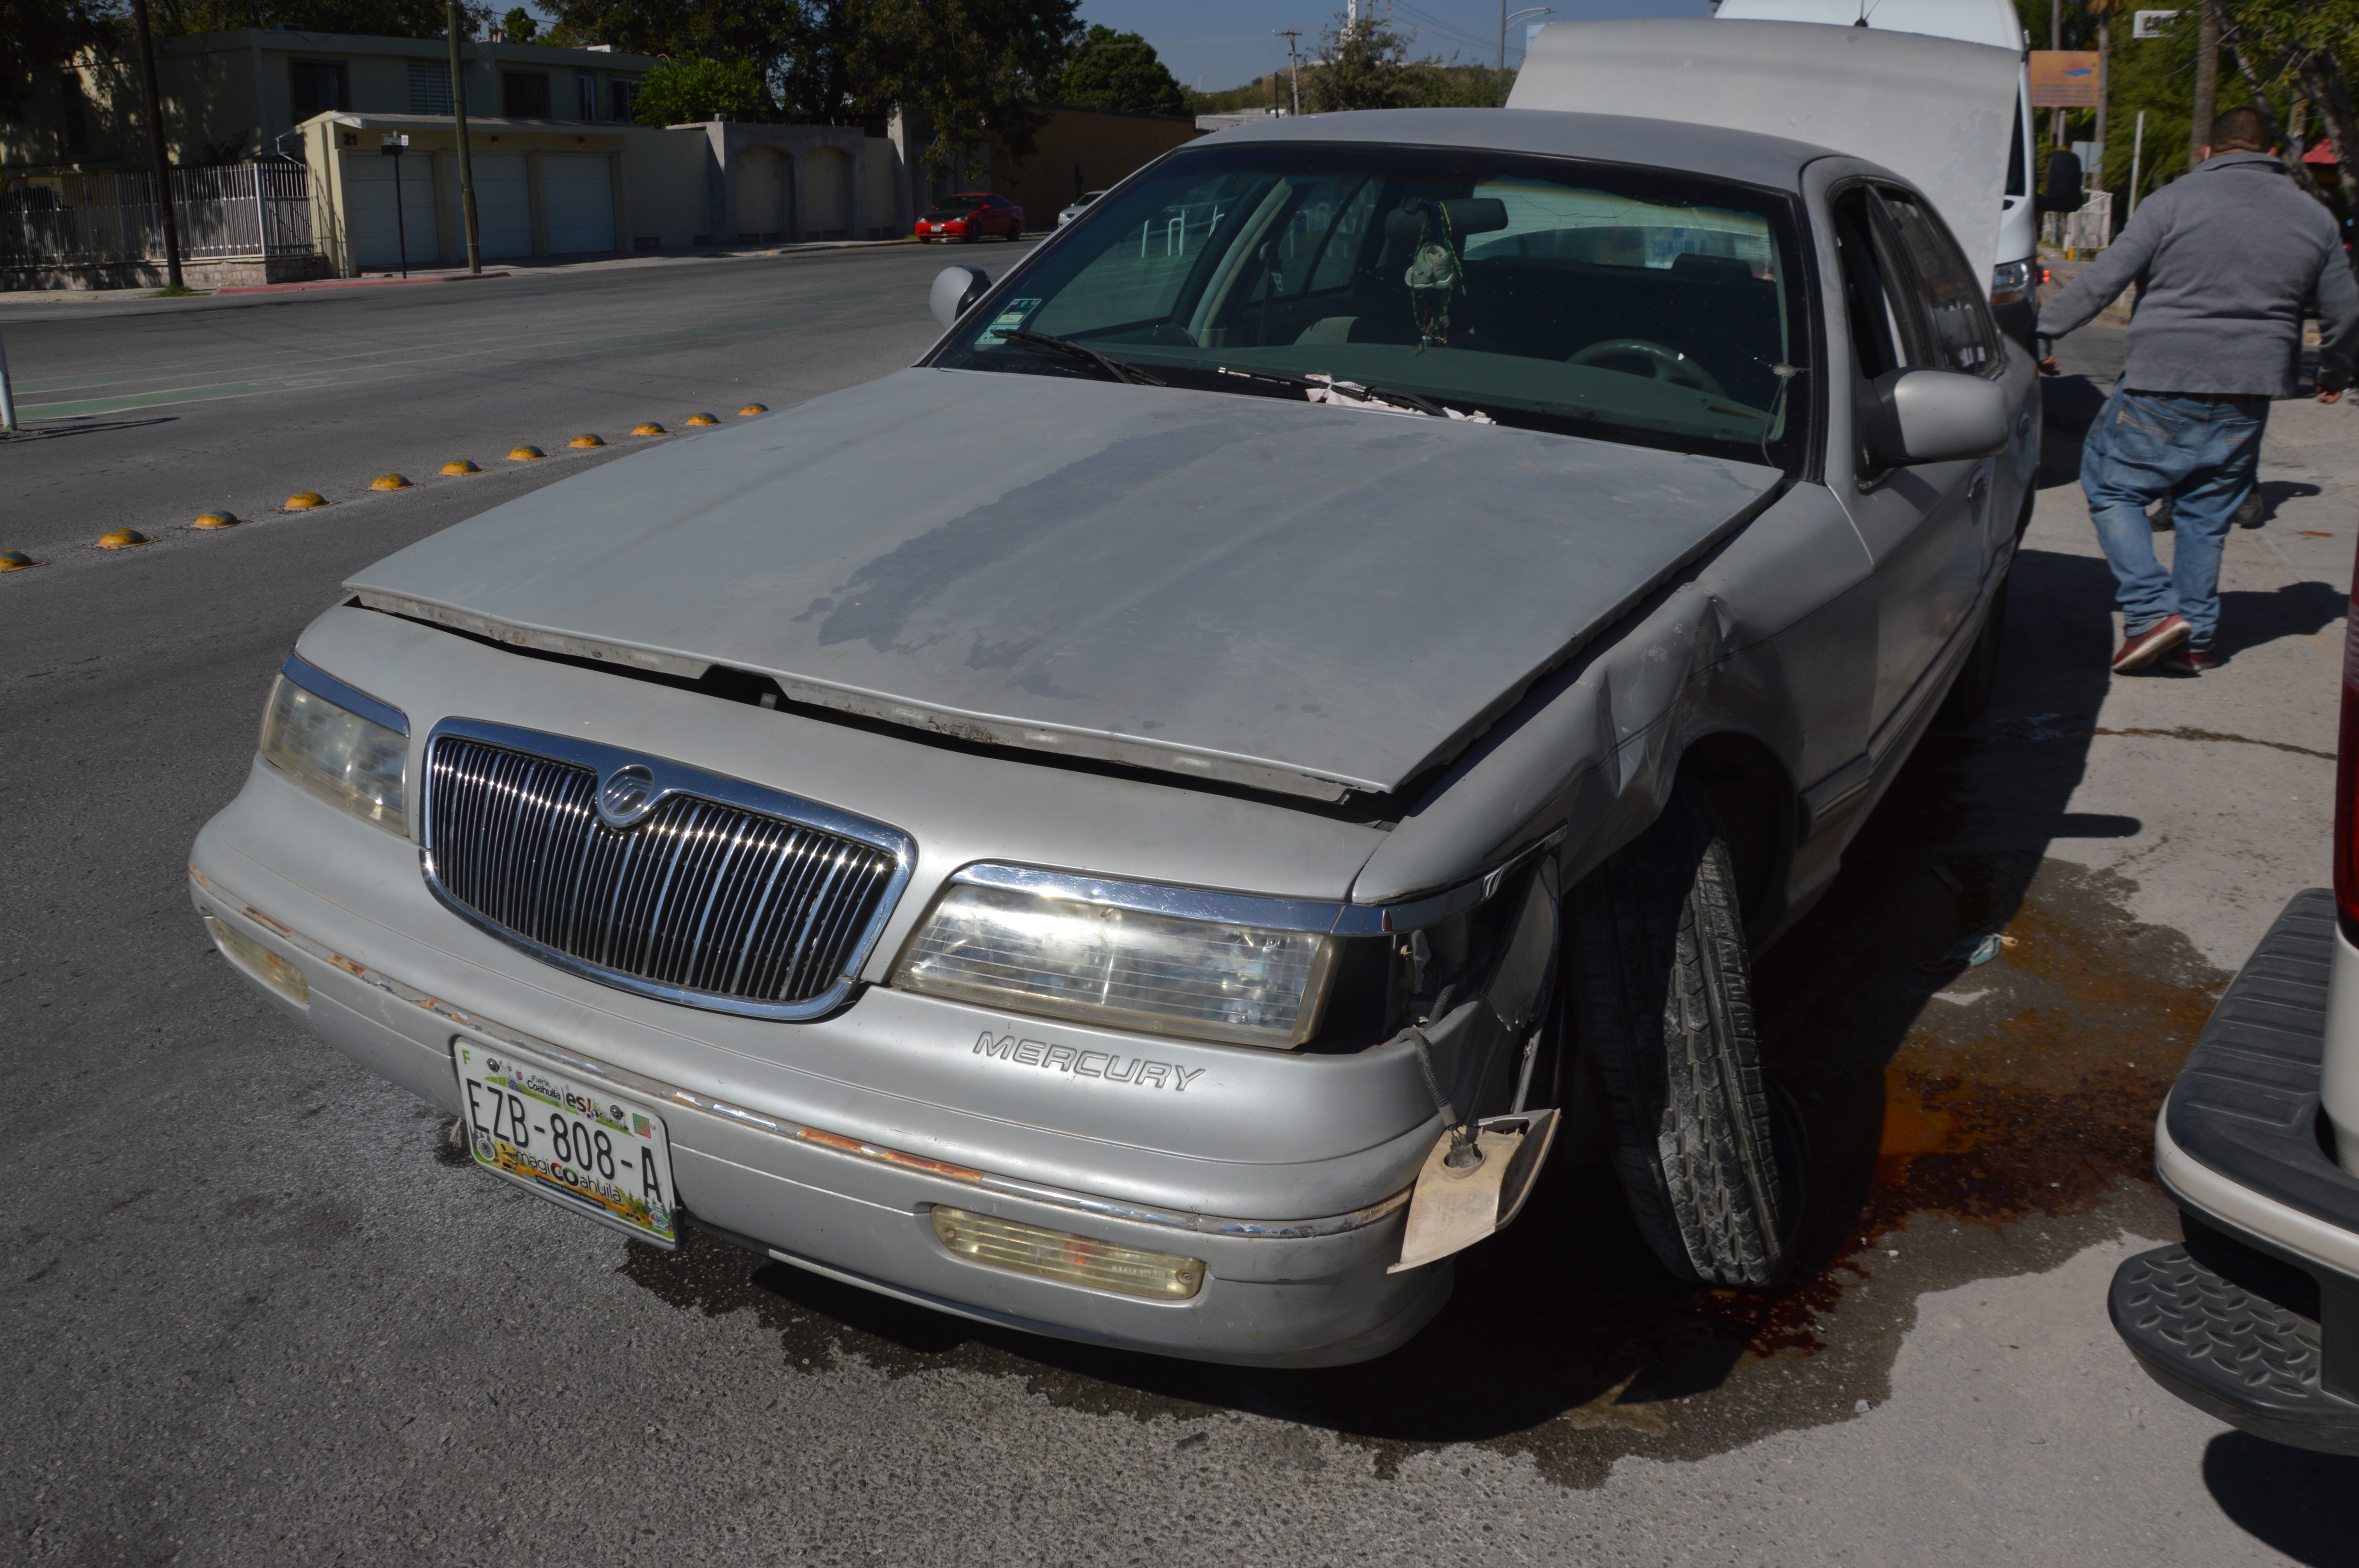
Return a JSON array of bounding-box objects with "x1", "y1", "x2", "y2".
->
[
  {"x1": 98, "y1": 528, "x2": 147, "y2": 549},
  {"x1": 684, "y1": 412, "x2": 720, "y2": 426},
  {"x1": 0, "y1": 552, "x2": 34, "y2": 571},
  {"x1": 507, "y1": 445, "x2": 545, "y2": 461},
  {"x1": 284, "y1": 492, "x2": 327, "y2": 510},
  {"x1": 370, "y1": 474, "x2": 412, "y2": 490},
  {"x1": 191, "y1": 511, "x2": 238, "y2": 529},
  {"x1": 568, "y1": 434, "x2": 604, "y2": 448},
  {"x1": 442, "y1": 459, "x2": 480, "y2": 475},
  {"x1": 736, "y1": 404, "x2": 768, "y2": 416},
  {"x1": 631, "y1": 422, "x2": 665, "y2": 436}
]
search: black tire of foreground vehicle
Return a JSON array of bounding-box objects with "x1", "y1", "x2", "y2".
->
[{"x1": 1568, "y1": 777, "x2": 1804, "y2": 1289}]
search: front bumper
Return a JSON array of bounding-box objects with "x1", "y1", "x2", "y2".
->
[
  {"x1": 190, "y1": 763, "x2": 1459, "y2": 1367},
  {"x1": 2108, "y1": 888, "x2": 2359, "y2": 1454}
]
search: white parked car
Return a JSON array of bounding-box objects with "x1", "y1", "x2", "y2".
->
[{"x1": 1057, "y1": 191, "x2": 1106, "y2": 227}]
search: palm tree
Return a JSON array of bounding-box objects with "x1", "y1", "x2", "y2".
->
[{"x1": 2089, "y1": 0, "x2": 2119, "y2": 173}]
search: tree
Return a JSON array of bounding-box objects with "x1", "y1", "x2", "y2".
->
[
  {"x1": 1047, "y1": 25, "x2": 1183, "y2": 118},
  {"x1": 1307, "y1": 13, "x2": 1416, "y2": 113},
  {"x1": 499, "y1": 3, "x2": 531, "y2": 39},
  {"x1": 633, "y1": 52, "x2": 772, "y2": 122},
  {"x1": 542, "y1": 0, "x2": 796, "y2": 82},
  {"x1": 158, "y1": 0, "x2": 480, "y2": 35},
  {"x1": 2228, "y1": 0, "x2": 2359, "y2": 227},
  {"x1": 847, "y1": 0, "x2": 1080, "y2": 180},
  {"x1": 2, "y1": 0, "x2": 111, "y2": 121}
]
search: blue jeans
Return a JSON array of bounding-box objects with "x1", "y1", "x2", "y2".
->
[{"x1": 2079, "y1": 386, "x2": 2268, "y2": 648}]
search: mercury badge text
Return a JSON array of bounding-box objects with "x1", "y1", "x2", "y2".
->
[{"x1": 972, "y1": 1031, "x2": 1206, "y2": 1091}]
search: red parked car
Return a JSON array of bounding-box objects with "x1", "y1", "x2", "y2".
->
[{"x1": 916, "y1": 192, "x2": 1025, "y2": 243}]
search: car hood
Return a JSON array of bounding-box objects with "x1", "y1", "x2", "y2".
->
[{"x1": 348, "y1": 369, "x2": 1780, "y2": 802}]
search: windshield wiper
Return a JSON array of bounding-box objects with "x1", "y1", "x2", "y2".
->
[
  {"x1": 999, "y1": 329, "x2": 1165, "y2": 387},
  {"x1": 1217, "y1": 367, "x2": 1490, "y2": 423}
]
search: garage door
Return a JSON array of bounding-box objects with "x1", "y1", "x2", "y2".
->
[
  {"x1": 343, "y1": 153, "x2": 439, "y2": 269},
  {"x1": 544, "y1": 153, "x2": 614, "y2": 254},
  {"x1": 462, "y1": 153, "x2": 531, "y2": 260}
]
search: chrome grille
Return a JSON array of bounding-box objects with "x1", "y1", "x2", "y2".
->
[{"x1": 423, "y1": 732, "x2": 907, "y2": 1016}]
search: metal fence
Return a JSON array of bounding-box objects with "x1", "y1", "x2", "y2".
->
[
  {"x1": 2, "y1": 162, "x2": 317, "y2": 268},
  {"x1": 2044, "y1": 189, "x2": 2114, "y2": 254}
]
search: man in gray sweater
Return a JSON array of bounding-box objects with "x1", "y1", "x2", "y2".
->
[{"x1": 2038, "y1": 107, "x2": 2356, "y2": 674}]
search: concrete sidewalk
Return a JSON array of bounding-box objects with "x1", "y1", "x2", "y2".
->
[
  {"x1": 2023, "y1": 328, "x2": 2355, "y2": 968},
  {"x1": 0, "y1": 232, "x2": 1016, "y2": 305}
]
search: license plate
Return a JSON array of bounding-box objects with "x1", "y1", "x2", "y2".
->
[{"x1": 454, "y1": 1039, "x2": 679, "y2": 1247}]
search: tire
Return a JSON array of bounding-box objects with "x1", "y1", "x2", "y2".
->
[
  {"x1": 1567, "y1": 777, "x2": 1803, "y2": 1289},
  {"x1": 1936, "y1": 569, "x2": 2008, "y2": 727}
]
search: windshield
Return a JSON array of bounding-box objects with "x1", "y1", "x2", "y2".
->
[{"x1": 932, "y1": 142, "x2": 1812, "y2": 468}]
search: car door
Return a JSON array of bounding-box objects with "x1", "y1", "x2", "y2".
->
[{"x1": 1826, "y1": 183, "x2": 1994, "y2": 738}]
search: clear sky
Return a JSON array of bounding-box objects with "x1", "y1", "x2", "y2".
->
[{"x1": 1078, "y1": 0, "x2": 1714, "y2": 96}]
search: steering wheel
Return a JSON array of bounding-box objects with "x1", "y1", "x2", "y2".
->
[{"x1": 1568, "y1": 339, "x2": 1727, "y2": 397}]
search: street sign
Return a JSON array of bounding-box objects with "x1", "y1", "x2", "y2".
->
[
  {"x1": 2029, "y1": 51, "x2": 2100, "y2": 109},
  {"x1": 381, "y1": 132, "x2": 410, "y2": 156},
  {"x1": 2132, "y1": 10, "x2": 2180, "y2": 39}
]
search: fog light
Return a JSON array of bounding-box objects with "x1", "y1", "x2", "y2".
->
[
  {"x1": 931, "y1": 1207, "x2": 1205, "y2": 1300},
  {"x1": 206, "y1": 916, "x2": 309, "y2": 1005}
]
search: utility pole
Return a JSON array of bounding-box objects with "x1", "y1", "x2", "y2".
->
[
  {"x1": 2128, "y1": 109, "x2": 2146, "y2": 219},
  {"x1": 2188, "y1": 0, "x2": 2220, "y2": 170},
  {"x1": 131, "y1": 0, "x2": 183, "y2": 290},
  {"x1": 1276, "y1": 30, "x2": 1301, "y2": 115},
  {"x1": 446, "y1": 0, "x2": 482, "y2": 273}
]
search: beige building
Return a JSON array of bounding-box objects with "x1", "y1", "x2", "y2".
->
[
  {"x1": 2, "y1": 27, "x2": 658, "y2": 176},
  {"x1": 989, "y1": 106, "x2": 1203, "y2": 221},
  {"x1": 298, "y1": 113, "x2": 883, "y2": 273}
]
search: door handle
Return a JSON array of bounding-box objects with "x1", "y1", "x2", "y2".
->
[{"x1": 1966, "y1": 472, "x2": 1990, "y2": 505}]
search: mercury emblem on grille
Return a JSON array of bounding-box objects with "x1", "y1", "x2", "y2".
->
[{"x1": 594, "y1": 764, "x2": 658, "y2": 828}]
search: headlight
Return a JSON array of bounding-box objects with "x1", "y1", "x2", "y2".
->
[
  {"x1": 259, "y1": 661, "x2": 409, "y2": 835},
  {"x1": 893, "y1": 877, "x2": 1338, "y2": 1049},
  {"x1": 1991, "y1": 258, "x2": 2035, "y2": 305}
]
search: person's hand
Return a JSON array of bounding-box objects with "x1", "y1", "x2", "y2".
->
[
  {"x1": 2320, "y1": 383, "x2": 2345, "y2": 405},
  {"x1": 2038, "y1": 355, "x2": 2063, "y2": 377}
]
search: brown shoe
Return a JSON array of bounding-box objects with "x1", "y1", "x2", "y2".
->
[
  {"x1": 2158, "y1": 645, "x2": 2217, "y2": 676},
  {"x1": 2113, "y1": 614, "x2": 2192, "y2": 672}
]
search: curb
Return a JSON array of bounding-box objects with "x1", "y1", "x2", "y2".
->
[{"x1": 213, "y1": 272, "x2": 512, "y2": 296}]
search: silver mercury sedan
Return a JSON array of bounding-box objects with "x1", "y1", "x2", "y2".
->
[{"x1": 190, "y1": 108, "x2": 2036, "y2": 1366}]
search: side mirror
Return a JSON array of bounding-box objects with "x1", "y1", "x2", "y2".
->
[
  {"x1": 1864, "y1": 368, "x2": 2011, "y2": 467},
  {"x1": 930, "y1": 265, "x2": 989, "y2": 332},
  {"x1": 2036, "y1": 149, "x2": 2085, "y2": 214}
]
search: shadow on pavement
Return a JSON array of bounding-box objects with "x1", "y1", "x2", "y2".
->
[
  {"x1": 2200, "y1": 1431, "x2": 2359, "y2": 1566},
  {"x1": 4, "y1": 414, "x2": 177, "y2": 440},
  {"x1": 2214, "y1": 580, "x2": 2347, "y2": 662}
]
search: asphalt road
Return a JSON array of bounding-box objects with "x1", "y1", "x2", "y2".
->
[{"x1": 4, "y1": 252, "x2": 2357, "y2": 1566}]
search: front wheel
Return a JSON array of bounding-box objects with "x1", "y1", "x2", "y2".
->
[{"x1": 1567, "y1": 776, "x2": 1805, "y2": 1289}]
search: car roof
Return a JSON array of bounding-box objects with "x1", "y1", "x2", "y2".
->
[{"x1": 1199, "y1": 107, "x2": 1843, "y2": 192}]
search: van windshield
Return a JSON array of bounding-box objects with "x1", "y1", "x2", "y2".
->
[{"x1": 932, "y1": 142, "x2": 1812, "y2": 469}]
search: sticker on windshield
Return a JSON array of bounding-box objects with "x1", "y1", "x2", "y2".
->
[{"x1": 981, "y1": 299, "x2": 1041, "y2": 345}]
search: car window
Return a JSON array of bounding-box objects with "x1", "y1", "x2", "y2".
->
[
  {"x1": 1876, "y1": 189, "x2": 2001, "y2": 375},
  {"x1": 938, "y1": 143, "x2": 1812, "y2": 471},
  {"x1": 1830, "y1": 189, "x2": 1908, "y2": 382}
]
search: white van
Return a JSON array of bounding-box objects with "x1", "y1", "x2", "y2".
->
[
  {"x1": 1511, "y1": 2, "x2": 2083, "y2": 345},
  {"x1": 1714, "y1": 0, "x2": 2066, "y2": 341}
]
